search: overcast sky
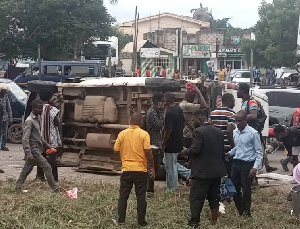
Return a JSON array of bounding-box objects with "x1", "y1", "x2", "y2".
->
[{"x1": 104, "y1": 0, "x2": 273, "y2": 28}]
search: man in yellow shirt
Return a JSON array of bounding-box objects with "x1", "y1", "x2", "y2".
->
[
  {"x1": 217, "y1": 67, "x2": 226, "y2": 81},
  {"x1": 114, "y1": 113, "x2": 155, "y2": 227}
]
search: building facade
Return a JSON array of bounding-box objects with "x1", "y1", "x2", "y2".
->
[
  {"x1": 144, "y1": 28, "x2": 251, "y2": 74},
  {"x1": 119, "y1": 12, "x2": 251, "y2": 76},
  {"x1": 119, "y1": 13, "x2": 210, "y2": 42}
]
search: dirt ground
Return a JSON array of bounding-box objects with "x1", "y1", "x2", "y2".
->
[{"x1": 0, "y1": 143, "x2": 295, "y2": 186}]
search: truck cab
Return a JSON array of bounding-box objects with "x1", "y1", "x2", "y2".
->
[{"x1": 14, "y1": 61, "x2": 102, "y2": 89}]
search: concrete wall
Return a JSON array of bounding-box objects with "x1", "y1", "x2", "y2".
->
[
  {"x1": 144, "y1": 28, "x2": 251, "y2": 52},
  {"x1": 120, "y1": 15, "x2": 208, "y2": 41}
]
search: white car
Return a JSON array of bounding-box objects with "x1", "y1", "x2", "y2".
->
[{"x1": 232, "y1": 70, "x2": 250, "y2": 84}]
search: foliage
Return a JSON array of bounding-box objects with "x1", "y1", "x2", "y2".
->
[
  {"x1": 191, "y1": 3, "x2": 212, "y2": 22},
  {"x1": 0, "y1": 0, "x2": 115, "y2": 60},
  {"x1": 0, "y1": 179, "x2": 299, "y2": 228},
  {"x1": 111, "y1": 26, "x2": 130, "y2": 53},
  {"x1": 191, "y1": 3, "x2": 243, "y2": 47},
  {"x1": 242, "y1": 0, "x2": 300, "y2": 67}
]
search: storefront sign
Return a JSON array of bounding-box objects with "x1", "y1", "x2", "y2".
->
[
  {"x1": 122, "y1": 52, "x2": 133, "y2": 59},
  {"x1": 183, "y1": 45, "x2": 212, "y2": 58},
  {"x1": 217, "y1": 48, "x2": 244, "y2": 58},
  {"x1": 218, "y1": 48, "x2": 241, "y2": 53},
  {"x1": 140, "y1": 48, "x2": 160, "y2": 58},
  {"x1": 217, "y1": 53, "x2": 227, "y2": 58}
]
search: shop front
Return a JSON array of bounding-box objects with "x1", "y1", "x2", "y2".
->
[
  {"x1": 140, "y1": 47, "x2": 176, "y2": 78},
  {"x1": 183, "y1": 44, "x2": 212, "y2": 75},
  {"x1": 217, "y1": 48, "x2": 246, "y2": 70}
]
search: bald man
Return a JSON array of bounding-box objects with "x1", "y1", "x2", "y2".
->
[
  {"x1": 114, "y1": 113, "x2": 155, "y2": 227},
  {"x1": 228, "y1": 111, "x2": 263, "y2": 217}
]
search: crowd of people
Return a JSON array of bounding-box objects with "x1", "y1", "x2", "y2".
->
[
  {"x1": 112, "y1": 82, "x2": 291, "y2": 227},
  {"x1": 1, "y1": 80, "x2": 299, "y2": 227}
]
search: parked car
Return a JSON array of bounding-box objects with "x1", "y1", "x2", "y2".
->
[
  {"x1": 254, "y1": 86, "x2": 300, "y2": 126},
  {"x1": 14, "y1": 61, "x2": 102, "y2": 89},
  {"x1": 0, "y1": 78, "x2": 27, "y2": 143},
  {"x1": 231, "y1": 70, "x2": 251, "y2": 84}
]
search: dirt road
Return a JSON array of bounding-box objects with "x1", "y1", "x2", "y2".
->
[
  {"x1": 0, "y1": 143, "x2": 294, "y2": 185},
  {"x1": 0, "y1": 143, "x2": 122, "y2": 185}
]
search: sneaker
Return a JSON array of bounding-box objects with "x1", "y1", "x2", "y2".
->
[
  {"x1": 188, "y1": 221, "x2": 199, "y2": 228},
  {"x1": 1, "y1": 147, "x2": 9, "y2": 151},
  {"x1": 266, "y1": 166, "x2": 277, "y2": 173},
  {"x1": 280, "y1": 159, "x2": 289, "y2": 172},
  {"x1": 111, "y1": 219, "x2": 125, "y2": 226},
  {"x1": 138, "y1": 221, "x2": 148, "y2": 227},
  {"x1": 0, "y1": 168, "x2": 4, "y2": 173}
]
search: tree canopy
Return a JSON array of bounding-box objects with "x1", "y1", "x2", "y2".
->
[
  {"x1": 242, "y1": 0, "x2": 300, "y2": 67},
  {"x1": 0, "y1": 0, "x2": 115, "y2": 60}
]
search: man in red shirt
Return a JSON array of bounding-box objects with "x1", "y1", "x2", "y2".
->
[
  {"x1": 161, "y1": 66, "x2": 166, "y2": 78},
  {"x1": 146, "y1": 67, "x2": 151, "y2": 77}
]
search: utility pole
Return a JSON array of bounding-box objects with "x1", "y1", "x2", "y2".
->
[
  {"x1": 132, "y1": 6, "x2": 138, "y2": 74},
  {"x1": 250, "y1": 48, "x2": 254, "y2": 88},
  {"x1": 38, "y1": 44, "x2": 41, "y2": 80},
  {"x1": 179, "y1": 27, "x2": 183, "y2": 77},
  {"x1": 108, "y1": 44, "x2": 112, "y2": 78}
]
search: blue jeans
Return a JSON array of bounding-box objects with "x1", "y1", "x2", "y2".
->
[
  {"x1": 163, "y1": 153, "x2": 191, "y2": 192},
  {"x1": 281, "y1": 156, "x2": 290, "y2": 166},
  {"x1": 1, "y1": 120, "x2": 8, "y2": 148}
]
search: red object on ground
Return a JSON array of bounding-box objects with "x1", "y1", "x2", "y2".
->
[
  {"x1": 269, "y1": 128, "x2": 275, "y2": 137},
  {"x1": 293, "y1": 108, "x2": 300, "y2": 126}
]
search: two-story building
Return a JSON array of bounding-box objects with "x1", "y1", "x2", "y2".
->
[{"x1": 119, "y1": 12, "x2": 250, "y2": 77}]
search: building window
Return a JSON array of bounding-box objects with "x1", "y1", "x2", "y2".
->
[{"x1": 154, "y1": 58, "x2": 170, "y2": 68}]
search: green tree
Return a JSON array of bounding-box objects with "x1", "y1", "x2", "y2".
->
[
  {"x1": 242, "y1": 0, "x2": 300, "y2": 67},
  {"x1": 0, "y1": 0, "x2": 114, "y2": 60}
]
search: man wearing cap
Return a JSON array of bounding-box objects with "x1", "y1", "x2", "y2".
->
[{"x1": 0, "y1": 84, "x2": 12, "y2": 151}]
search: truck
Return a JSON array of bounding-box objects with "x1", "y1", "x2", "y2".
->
[
  {"x1": 83, "y1": 36, "x2": 123, "y2": 77},
  {"x1": 24, "y1": 78, "x2": 269, "y2": 176}
]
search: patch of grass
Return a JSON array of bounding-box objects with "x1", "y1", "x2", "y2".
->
[{"x1": 0, "y1": 180, "x2": 299, "y2": 229}]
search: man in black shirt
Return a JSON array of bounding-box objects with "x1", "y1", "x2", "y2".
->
[
  {"x1": 274, "y1": 125, "x2": 300, "y2": 169},
  {"x1": 146, "y1": 92, "x2": 165, "y2": 196},
  {"x1": 184, "y1": 109, "x2": 226, "y2": 227},
  {"x1": 162, "y1": 92, "x2": 191, "y2": 192}
]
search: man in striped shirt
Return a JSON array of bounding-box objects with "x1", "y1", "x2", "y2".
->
[{"x1": 210, "y1": 93, "x2": 236, "y2": 177}]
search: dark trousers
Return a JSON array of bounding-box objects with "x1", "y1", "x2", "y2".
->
[
  {"x1": 231, "y1": 160, "x2": 254, "y2": 215},
  {"x1": 37, "y1": 153, "x2": 58, "y2": 182},
  {"x1": 147, "y1": 149, "x2": 161, "y2": 193},
  {"x1": 118, "y1": 171, "x2": 147, "y2": 224},
  {"x1": 225, "y1": 158, "x2": 233, "y2": 178},
  {"x1": 1, "y1": 120, "x2": 8, "y2": 148},
  {"x1": 189, "y1": 178, "x2": 221, "y2": 224}
]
